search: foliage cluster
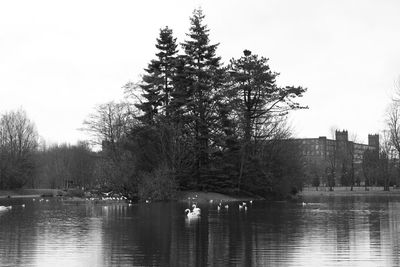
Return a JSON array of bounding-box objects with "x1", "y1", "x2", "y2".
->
[
  {"x1": 82, "y1": 9, "x2": 307, "y2": 200},
  {"x1": 34, "y1": 142, "x2": 96, "y2": 189},
  {"x1": 0, "y1": 9, "x2": 308, "y2": 200},
  {"x1": 0, "y1": 109, "x2": 38, "y2": 189}
]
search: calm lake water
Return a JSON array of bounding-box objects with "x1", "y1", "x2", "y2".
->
[{"x1": 1, "y1": 196, "x2": 400, "y2": 266}]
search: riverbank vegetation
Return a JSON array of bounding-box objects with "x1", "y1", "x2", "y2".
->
[{"x1": 0, "y1": 9, "x2": 307, "y2": 201}]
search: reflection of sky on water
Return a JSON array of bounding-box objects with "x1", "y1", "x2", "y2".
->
[
  {"x1": 287, "y1": 199, "x2": 400, "y2": 267},
  {"x1": 33, "y1": 214, "x2": 103, "y2": 267},
  {"x1": 1, "y1": 197, "x2": 400, "y2": 266}
]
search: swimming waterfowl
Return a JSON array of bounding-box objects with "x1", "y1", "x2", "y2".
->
[
  {"x1": 185, "y1": 208, "x2": 200, "y2": 218},
  {"x1": 192, "y1": 204, "x2": 201, "y2": 215},
  {"x1": 0, "y1": 206, "x2": 11, "y2": 211},
  {"x1": 185, "y1": 204, "x2": 201, "y2": 218}
]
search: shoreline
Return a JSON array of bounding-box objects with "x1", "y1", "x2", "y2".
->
[
  {"x1": 5, "y1": 187, "x2": 399, "y2": 202},
  {"x1": 0, "y1": 189, "x2": 259, "y2": 203},
  {"x1": 300, "y1": 186, "x2": 400, "y2": 198},
  {"x1": 0, "y1": 189, "x2": 63, "y2": 199}
]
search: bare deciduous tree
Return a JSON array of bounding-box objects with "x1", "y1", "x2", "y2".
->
[
  {"x1": 82, "y1": 101, "x2": 138, "y2": 154},
  {"x1": 0, "y1": 109, "x2": 38, "y2": 189}
]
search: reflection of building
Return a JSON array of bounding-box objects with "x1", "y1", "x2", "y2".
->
[{"x1": 291, "y1": 130, "x2": 379, "y2": 186}]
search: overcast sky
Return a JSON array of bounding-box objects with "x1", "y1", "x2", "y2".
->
[{"x1": 1, "y1": 0, "x2": 400, "y2": 145}]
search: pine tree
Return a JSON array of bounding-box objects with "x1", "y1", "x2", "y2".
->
[
  {"x1": 228, "y1": 50, "x2": 306, "y2": 190},
  {"x1": 136, "y1": 26, "x2": 178, "y2": 124},
  {"x1": 179, "y1": 9, "x2": 224, "y2": 187}
]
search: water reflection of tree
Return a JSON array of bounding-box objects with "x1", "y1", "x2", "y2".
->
[
  {"x1": 388, "y1": 201, "x2": 400, "y2": 266},
  {"x1": 335, "y1": 199, "x2": 351, "y2": 258},
  {"x1": 0, "y1": 210, "x2": 36, "y2": 266},
  {"x1": 98, "y1": 199, "x2": 400, "y2": 266},
  {"x1": 100, "y1": 203, "x2": 177, "y2": 266}
]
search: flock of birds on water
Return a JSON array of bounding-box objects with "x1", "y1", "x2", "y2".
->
[
  {"x1": 0, "y1": 203, "x2": 24, "y2": 212},
  {"x1": 0, "y1": 195, "x2": 134, "y2": 213},
  {"x1": 184, "y1": 195, "x2": 254, "y2": 219},
  {"x1": 1, "y1": 194, "x2": 308, "y2": 217},
  {"x1": 0, "y1": 198, "x2": 51, "y2": 212}
]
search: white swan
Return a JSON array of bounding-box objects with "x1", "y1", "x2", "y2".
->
[
  {"x1": 185, "y1": 204, "x2": 201, "y2": 218},
  {"x1": 192, "y1": 204, "x2": 201, "y2": 215},
  {"x1": 185, "y1": 208, "x2": 200, "y2": 218},
  {"x1": 0, "y1": 206, "x2": 11, "y2": 211}
]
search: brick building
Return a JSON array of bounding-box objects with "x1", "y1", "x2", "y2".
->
[{"x1": 291, "y1": 130, "x2": 379, "y2": 186}]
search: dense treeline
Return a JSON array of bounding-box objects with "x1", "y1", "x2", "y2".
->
[
  {"x1": 35, "y1": 142, "x2": 96, "y2": 189},
  {"x1": 0, "y1": 9, "x2": 307, "y2": 200},
  {"x1": 0, "y1": 109, "x2": 38, "y2": 189}
]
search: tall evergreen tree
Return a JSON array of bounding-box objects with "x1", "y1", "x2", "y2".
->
[
  {"x1": 228, "y1": 50, "x2": 306, "y2": 190},
  {"x1": 179, "y1": 9, "x2": 224, "y2": 186},
  {"x1": 136, "y1": 26, "x2": 178, "y2": 124}
]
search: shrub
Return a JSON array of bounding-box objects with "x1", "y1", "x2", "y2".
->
[
  {"x1": 137, "y1": 166, "x2": 177, "y2": 201},
  {"x1": 64, "y1": 188, "x2": 85, "y2": 198}
]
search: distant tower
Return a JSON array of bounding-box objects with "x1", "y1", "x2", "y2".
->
[
  {"x1": 368, "y1": 134, "x2": 379, "y2": 150},
  {"x1": 334, "y1": 130, "x2": 350, "y2": 186},
  {"x1": 335, "y1": 130, "x2": 348, "y2": 141}
]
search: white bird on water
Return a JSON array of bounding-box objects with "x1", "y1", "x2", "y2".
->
[
  {"x1": 185, "y1": 204, "x2": 201, "y2": 218},
  {"x1": 0, "y1": 206, "x2": 12, "y2": 211},
  {"x1": 185, "y1": 209, "x2": 198, "y2": 218},
  {"x1": 192, "y1": 204, "x2": 201, "y2": 215}
]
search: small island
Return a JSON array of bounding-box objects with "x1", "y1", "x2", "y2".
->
[{"x1": 0, "y1": 9, "x2": 398, "y2": 205}]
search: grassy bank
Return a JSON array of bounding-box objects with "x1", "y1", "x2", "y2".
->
[
  {"x1": 301, "y1": 186, "x2": 400, "y2": 198},
  {"x1": 0, "y1": 189, "x2": 64, "y2": 198}
]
